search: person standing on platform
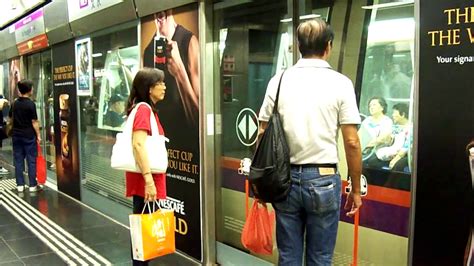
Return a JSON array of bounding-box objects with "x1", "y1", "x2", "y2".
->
[
  {"x1": 0, "y1": 95, "x2": 10, "y2": 175},
  {"x1": 124, "y1": 68, "x2": 167, "y2": 266},
  {"x1": 257, "y1": 18, "x2": 363, "y2": 265},
  {"x1": 9, "y1": 80, "x2": 42, "y2": 192}
]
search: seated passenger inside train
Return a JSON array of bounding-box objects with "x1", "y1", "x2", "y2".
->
[
  {"x1": 358, "y1": 96, "x2": 393, "y2": 159},
  {"x1": 103, "y1": 94, "x2": 126, "y2": 128},
  {"x1": 365, "y1": 103, "x2": 410, "y2": 172}
]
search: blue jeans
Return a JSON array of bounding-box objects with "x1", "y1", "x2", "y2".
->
[
  {"x1": 12, "y1": 136, "x2": 37, "y2": 187},
  {"x1": 273, "y1": 166, "x2": 341, "y2": 266}
]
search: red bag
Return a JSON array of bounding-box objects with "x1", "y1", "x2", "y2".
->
[
  {"x1": 37, "y1": 144, "x2": 47, "y2": 184},
  {"x1": 241, "y1": 201, "x2": 275, "y2": 255}
]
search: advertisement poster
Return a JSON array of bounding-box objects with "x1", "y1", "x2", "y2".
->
[
  {"x1": 141, "y1": 3, "x2": 201, "y2": 261},
  {"x1": 75, "y1": 38, "x2": 92, "y2": 96},
  {"x1": 52, "y1": 40, "x2": 81, "y2": 200},
  {"x1": 96, "y1": 46, "x2": 137, "y2": 131},
  {"x1": 8, "y1": 58, "x2": 22, "y2": 100},
  {"x1": 14, "y1": 8, "x2": 49, "y2": 55},
  {"x1": 415, "y1": 1, "x2": 474, "y2": 265}
]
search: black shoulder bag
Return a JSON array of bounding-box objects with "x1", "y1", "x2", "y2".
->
[{"x1": 249, "y1": 72, "x2": 291, "y2": 203}]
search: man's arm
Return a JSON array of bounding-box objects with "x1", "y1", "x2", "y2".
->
[
  {"x1": 256, "y1": 121, "x2": 268, "y2": 146},
  {"x1": 167, "y1": 35, "x2": 199, "y2": 127},
  {"x1": 32, "y1": 120, "x2": 41, "y2": 142},
  {"x1": 132, "y1": 130, "x2": 157, "y2": 202},
  {"x1": 341, "y1": 124, "x2": 363, "y2": 217}
]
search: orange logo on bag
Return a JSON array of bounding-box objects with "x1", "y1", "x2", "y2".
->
[{"x1": 152, "y1": 219, "x2": 166, "y2": 241}]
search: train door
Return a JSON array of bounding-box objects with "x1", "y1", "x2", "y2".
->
[
  {"x1": 213, "y1": 0, "x2": 415, "y2": 265},
  {"x1": 213, "y1": 0, "x2": 293, "y2": 264},
  {"x1": 26, "y1": 50, "x2": 56, "y2": 182}
]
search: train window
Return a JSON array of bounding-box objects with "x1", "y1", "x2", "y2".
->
[{"x1": 358, "y1": 4, "x2": 414, "y2": 191}]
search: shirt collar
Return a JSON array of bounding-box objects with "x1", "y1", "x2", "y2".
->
[{"x1": 294, "y1": 58, "x2": 331, "y2": 68}]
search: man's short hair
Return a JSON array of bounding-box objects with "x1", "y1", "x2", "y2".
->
[
  {"x1": 17, "y1": 80, "x2": 34, "y2": 94},
  {"x1": 297, "y1": 18, "x2": 334, "y2": 57}
]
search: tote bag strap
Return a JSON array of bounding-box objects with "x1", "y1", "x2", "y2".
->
[
  {"x1": 273, "y1": 70, "x2": 286, "y2": 114},
  {"x1": 125, "y1": 102, "x2": 159, "y2": 135}
]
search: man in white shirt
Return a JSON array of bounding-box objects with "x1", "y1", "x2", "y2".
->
[{"x1": 258, "y1": 18, "x2": 362, "y2": 265}]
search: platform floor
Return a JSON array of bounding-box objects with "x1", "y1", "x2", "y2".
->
[{"x1": 0, "y1": 176, "x2": 193, "y2": 265}]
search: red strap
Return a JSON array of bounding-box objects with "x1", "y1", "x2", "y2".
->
[
  {"x1": 352, "y1": 211, "x2": 360, "y2": 266},
  {"x1": 245, "y1": 180, "x2": 249, "y2": 218},
  {"x1": 37, "y1": 143, "x2": 43, "y2": 157}
]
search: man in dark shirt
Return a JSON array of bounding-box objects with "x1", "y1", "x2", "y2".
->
[{"x1": 9, "y1": 80, "x2": 41, "y2": 192}]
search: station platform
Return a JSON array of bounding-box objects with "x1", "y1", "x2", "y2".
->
[{"x1": 0, "y1": 174, "x2": 192, "y2": 265}]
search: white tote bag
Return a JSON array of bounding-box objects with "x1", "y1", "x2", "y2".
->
[{"x1": 111, "y1": 102, "x2": 169, "y2": 173}]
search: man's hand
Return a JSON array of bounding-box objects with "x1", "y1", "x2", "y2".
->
[
  {"x1": 344, "y1": 192, "x2": 362, "y2": 217},
  {"x1": 166, "y1": 40, "x2": 184, "y2": 78}
]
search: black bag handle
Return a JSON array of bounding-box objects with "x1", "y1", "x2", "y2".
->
[{"x1": 273, "y1": 71, "x2": 285, "y2": 114}]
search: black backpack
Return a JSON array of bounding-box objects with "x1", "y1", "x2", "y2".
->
[{"x1": 249, "y1": 72, "x2": 291, "y2": 203}]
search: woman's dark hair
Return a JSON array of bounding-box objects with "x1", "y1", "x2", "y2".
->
[
  {"x1": 368, "y1": 96, "x2": 388, "y2": 115},
  {"x1": 393, "y1": 103, "x2": 409, "y2": 119},
  {"x1": 297, "y1": 18, "x2": 334, "y2": 57},
  {"x1": 126, "y1": 68, "x2": 165, "y2": 115},
  {"x1": 17, "y1": 80, "x2": 34, "y2": 94}
]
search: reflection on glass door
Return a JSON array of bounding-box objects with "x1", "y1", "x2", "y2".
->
[
  {"x1": 26, "y1": 50, "x2": 56, "y2": 180},
  {"x1": 214, "y1": 0, "x2": 292, "y2": 264},
  {"x1": 354, "y1": 1, "x2": 414, "y2": 265},
  {"x1": 79, "y1": 24, "x2": 139, "y2": 210},
  {"x1": 40, "y1": 50, "x2": 56, "y2": 177}
]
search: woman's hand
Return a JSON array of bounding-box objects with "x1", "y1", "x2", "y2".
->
[
  {"x1": 144, "y1": 181, "x2": 156, "y2": 202},
  {"x1": 389, "y1": 155, "x2": 401, "y2": 169}
]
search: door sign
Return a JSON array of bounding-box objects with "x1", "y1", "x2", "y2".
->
[{"x1": 236, "y1": 108, "x2": 259, "y2": 147}]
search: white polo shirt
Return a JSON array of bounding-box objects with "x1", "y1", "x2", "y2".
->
[{"x1": 258, "y1": 59, "x2": 361, "y2": 164}]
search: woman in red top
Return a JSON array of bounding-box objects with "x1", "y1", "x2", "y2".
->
[{"x1": 125, "y1": 68, "x2": 166, "y2": 266}]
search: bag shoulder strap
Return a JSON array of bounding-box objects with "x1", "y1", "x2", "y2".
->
[
  {"x1": 126, "y1": 102, "x2": 162, "y2": 137},
  {"x1": 273, "y1": 70, "x2": 286, "y2": 114}
]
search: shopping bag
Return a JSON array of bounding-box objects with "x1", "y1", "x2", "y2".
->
[
  {"x1": 36, "y1": 144, "x2": 47, "y2": 184},
  {"x1": 129, "y1": 203, "x2": 175, "y2": 261},
  {"x1": 241, "y1": 201, "x2": 275, "y2": 255}
]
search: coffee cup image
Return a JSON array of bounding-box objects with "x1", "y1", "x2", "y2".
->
[{"x1": 61, "y1": 133, "x2": 69, "y2": 157}]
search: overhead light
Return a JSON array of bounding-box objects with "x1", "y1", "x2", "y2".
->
[
  {"x1": 362, "y1": 1, "x2": 414, "y2": 10},
  {"x1": 92, "y1": 53, "x2": 102, "y2": 57},
  {"x1": 368, "y1": 18, "x2": 415, "y2": 43},
  {"x1": 280, "y1": 14, "x2": 320, "y2": 23}
]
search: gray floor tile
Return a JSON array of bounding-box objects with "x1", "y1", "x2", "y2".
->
[
  {"x1": 69, "y1": 225, "x2": 129, "y2": 246},
  {"x1": 0, "y1": 211, "x2": 20, "y2": 227},
  {"x1": 5, "y1": 237, "x2": 52, "y2": 258},
  {"x1": 21, "y1": 253, "x2": 66, "y2": 266},
  {"x1": 0, "y1": 260, "x2": 24, "y2": 266},
  {"x1": 0, "y1": 239, "x2": 19, "y2": 263},
  {"x1": 0, "y1": 224, "x2": 32, "y2": 241},
  {"x1": 89, "y1": 239, "x2": 131, "y2": 264}
]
